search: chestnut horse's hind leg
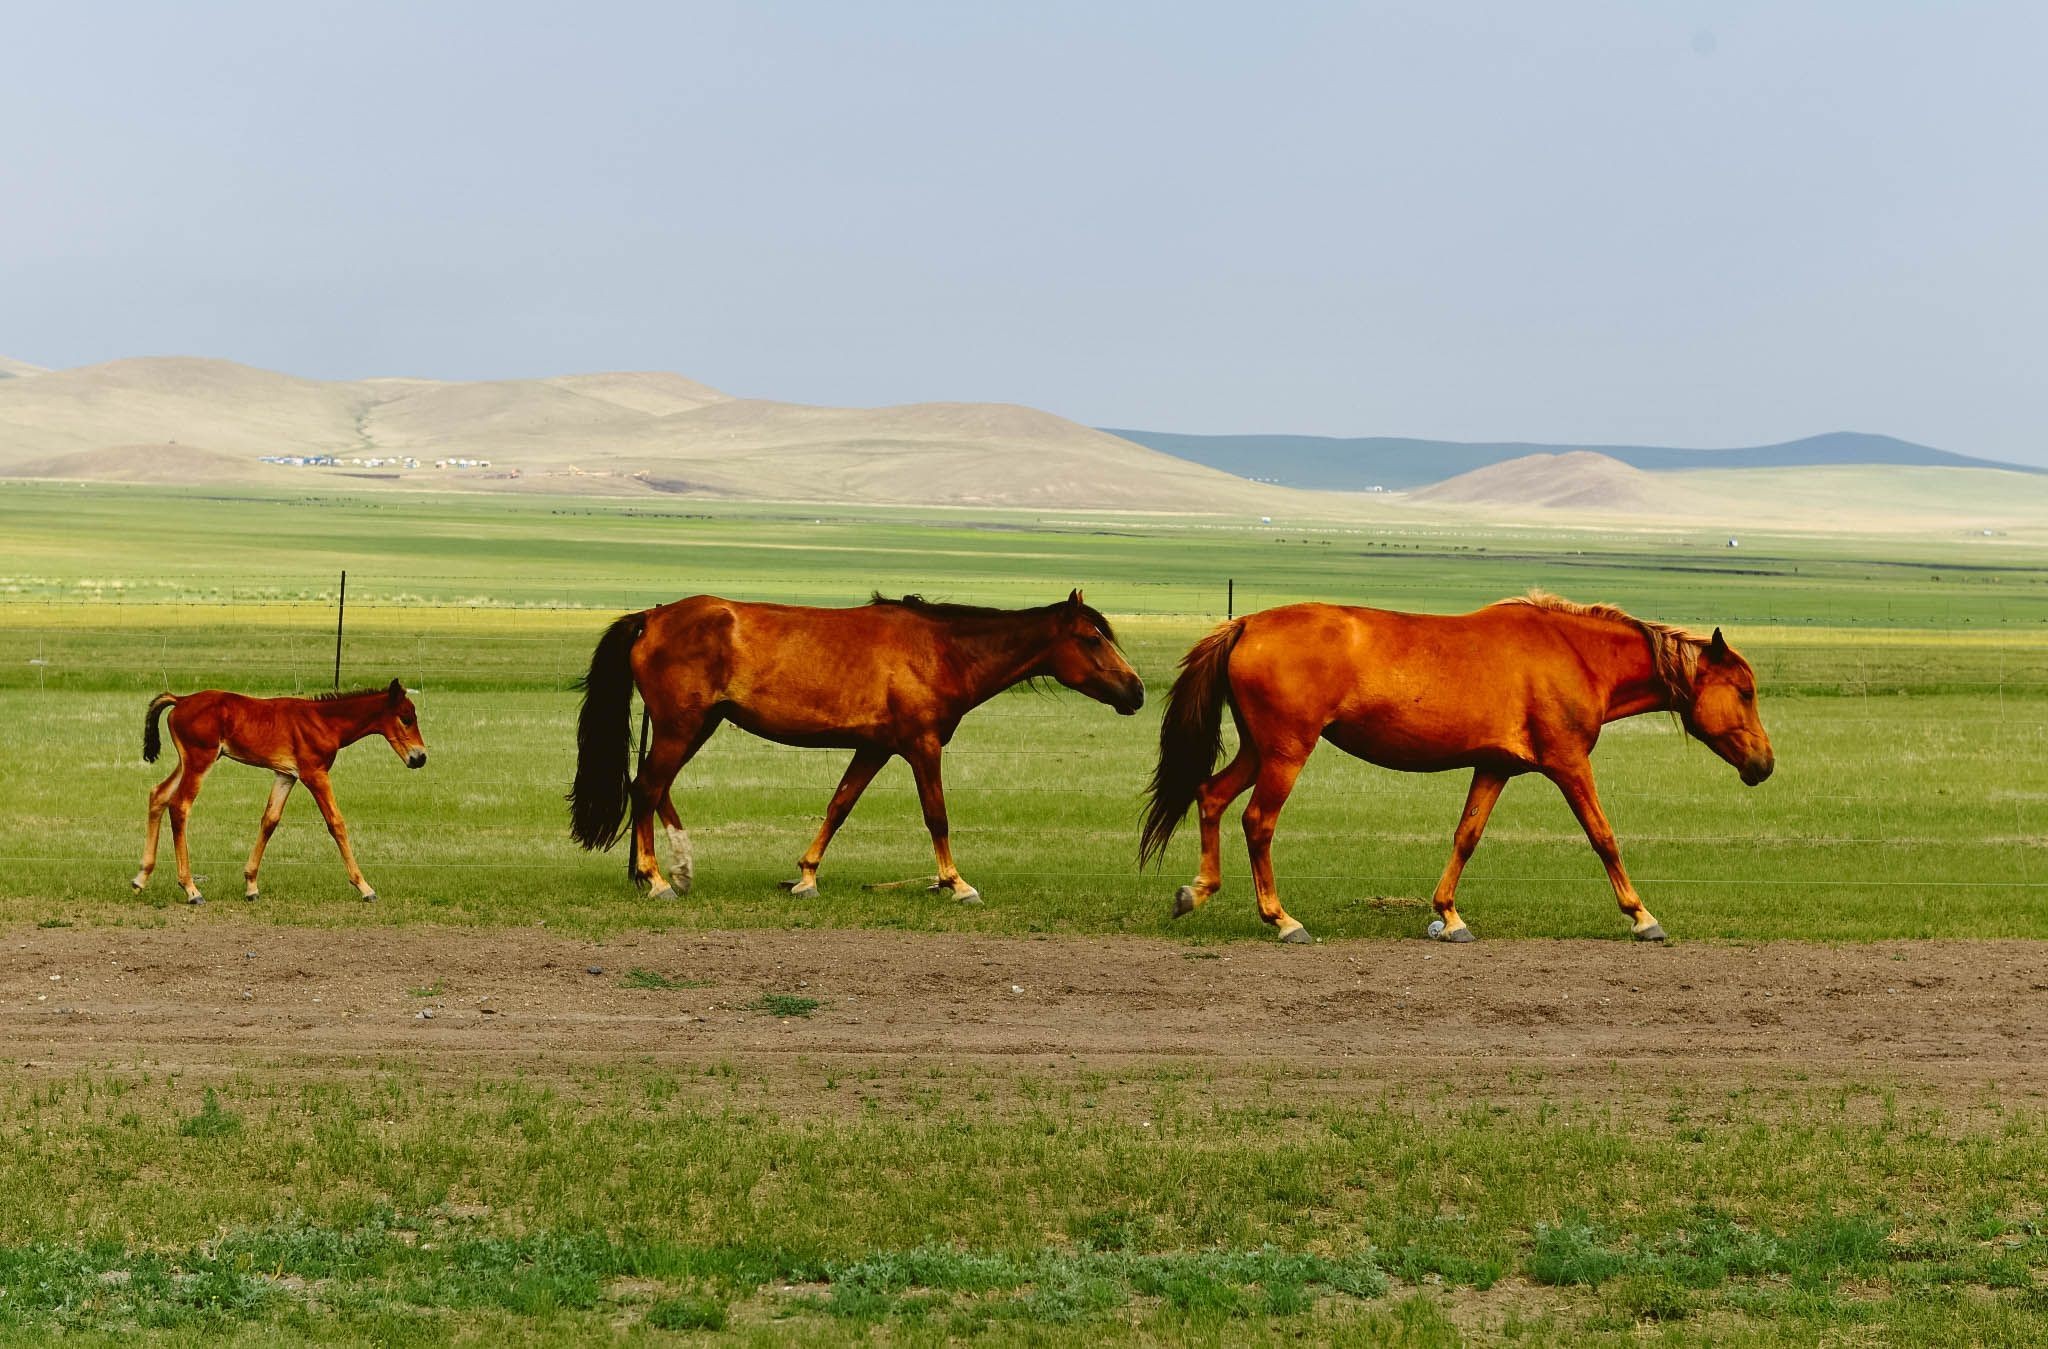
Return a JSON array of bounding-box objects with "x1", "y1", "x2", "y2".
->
[
  {"x1": 1242, "y1": 750, "x2": 1311, "y2": 943},
  {"x1": 630, "y1": 712, "x2": 715, "y2": 900},
  {"x1": 1430, "y1": 769, "x2": 1507, "y2": 942},
  {"x1": 1546, "y1": 760, "x2": 1665, "y2": 941},
  {"x1": 1174, "y1": 746, "x2": 1259, "y2": 918},
  {"x1": 243, "y1": 771, "x2": 296, "y2": 901},
  {"x1": 164, "y1": 746, "x2": 218, "y2": 904},
  {"x1": 906, "y1": 739, "x2": 979, "y2": 903},
  {"x1": 302, "y1": 768, "x2": 377, "y2": 901},
  {"x1": 783, "y1": 747, "x2": 889, "y2": 899}
]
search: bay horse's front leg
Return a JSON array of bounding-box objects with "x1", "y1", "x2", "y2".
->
[
  {"x1": 302, "y1": 769, "x2": 378, "y2": 901},
  {"x1": 1430, "y1": 769, "x2": 1507, "y2": 942},
  {"x1": 906, "y1": 741, "x2": 978, "y2": 903},
  {"x1": 242, "y1": 771, "x2": 296, "y2": 901},
  {"x1": 783, "y1": 748, "x2": 888, "y2": 898},
  {"x1": 1243, "y1": 750, "x2": 1310, "y2": 943},
  {"x1": 1174, "y1": 747, "x2": 1258, "y2": 918},
  {"x1": 1546, "y1": 761, "x2": 1665, "y2": 941}
]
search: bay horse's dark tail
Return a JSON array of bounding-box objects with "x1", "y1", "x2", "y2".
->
[
  {"x1": 141, "y1": 693, "x2": 177, "y2": 763},
  {"x1": 1141, "y1": 618, "x2": 1244, "y2": 867},
  {"x1": 568, "y1": 612, "x2": 647, "y2": 851}
]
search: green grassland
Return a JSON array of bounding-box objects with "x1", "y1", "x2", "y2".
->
[{"x1": 4, "y1": 480, "x2": 2048, "y2": 1343}]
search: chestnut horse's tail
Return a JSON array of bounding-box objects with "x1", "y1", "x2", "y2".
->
[
  {"x1": 141, "y1": 693, "x2": 177, "y2": 763},
  {"x1": 1141, "y1": 618, "x2": 1245, "y2": 867},
  {"x1": 568, "y1": 611, "x2": 648, "y2": 851}
]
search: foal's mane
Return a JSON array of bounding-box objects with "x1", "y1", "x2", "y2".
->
[
  {"x1": 1498, "y1": 590, "x2": 1703, "y2": 708},
  {"x1": 314, "y1": 686, "x2": 393, "y2": 704},
  {"x1": 871, "y1": 593, "x2": 1118, "y2": 644}
]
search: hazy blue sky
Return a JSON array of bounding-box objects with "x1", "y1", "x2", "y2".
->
[{"x1": 3, "y1": 2, "x2": 2042, "y2": 461}]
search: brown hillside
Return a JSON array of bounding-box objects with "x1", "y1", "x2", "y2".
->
[{"x1": 1409, "y1": 450, "x2": 1679, "y2": 513}]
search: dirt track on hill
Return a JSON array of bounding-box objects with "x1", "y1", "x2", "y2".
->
[{"x1": 5, "y1": 926, "x2": 2045, "y2": 1100}]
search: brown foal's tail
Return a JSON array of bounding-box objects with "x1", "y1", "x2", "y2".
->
[
  {"x1": 1140, "y1": 618, "x2": 1244, "y2": 867},
  {"x1": 568, "y1": 611, "x2": 648, "y2": 851},
  {"x1": 141, "y1": 693, "x2": 177, "y2": 763}
]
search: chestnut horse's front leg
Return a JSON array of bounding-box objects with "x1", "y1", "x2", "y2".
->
[
  {"x1": 302, "y1": 769, "x2": 378, "y2": 902},
  {"x1": 1545, "y1": 759, "x2": 1665, "y2": 941},
  {"x1": 783, "y1": 748, "x2": 889, "y2": 898},
  {"x1": 905, "y1": 739, "x2": 978, "y2": 904},
  {"x1": 1430, "y1": 769, "x2": 1507, "y2": 942}
]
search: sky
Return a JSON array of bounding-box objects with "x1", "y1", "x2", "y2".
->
[{"x1": 2, "y1": 2, "x2": 2043, "y2": 462}]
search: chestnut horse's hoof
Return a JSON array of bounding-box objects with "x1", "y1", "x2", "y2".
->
[
  {"x1": 649, "y1": 886, "x2": 679, "y2": 903},
  {"x1": 186, "y1": 893, "x2": 204, "y2": 906},
  {"x1": 781, "y1": 878, "x2": 819, "y2": 899},
  {"x1": 131, "y1": 877, "x2": 145, "y2": 892},
  {"x1": 360, "y1": 891, "x2": 378, "y2": 904},
  {"x1": 1633, "y1": 923, "x2": 1666, "y2": 942},
  {"x1": 954, "y1": 886, "x2": 982, "y2": 906},
  {"x1": 244, "y1": 891, "x2": 258, "y2": 903},
  {"x1": 1172, "y1": 886, "x2": 1200, "y2": 918},
  {"x1": 1278, "y1": 924, "x2": 1312, "y2": 945},
  {"x1": 1437, "y1": 924, "x2": 1476, "y2": 943}
]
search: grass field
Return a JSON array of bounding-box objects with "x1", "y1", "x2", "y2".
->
[{"x1": 4, "y1": 480, "x2": 2047, "y2": 1343}]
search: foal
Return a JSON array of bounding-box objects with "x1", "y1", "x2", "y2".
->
[{"x1": 133, "y1": 679, "x2": 427, "y2": 904}]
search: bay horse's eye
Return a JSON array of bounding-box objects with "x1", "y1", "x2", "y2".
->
[{"x1": 1739, "y1": 690, "x2": 1754, "y2": 705}]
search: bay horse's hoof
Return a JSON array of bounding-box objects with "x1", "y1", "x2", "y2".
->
[
  {"x1": 1172, "y1": 886, "x2": 1200, "y2": 918},
  {"x1": 1278, "y1": 924, "x2": 1312, "y2": 944},
  {"x1": 1437, "y1": 924, "x2": 1476, "y2": 943},
  {"x1": 1633, "y1": 923, "x2": 1667, "y2": 942},
  {"x1": 781, "y1": 879, "x2": 819, "y2": 899},
  {"x1": 649, "y1": 886, "x2": 679, "y2": 902}
]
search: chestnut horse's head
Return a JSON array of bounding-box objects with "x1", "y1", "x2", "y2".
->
[
  {"x1": 1685, "y1": 630, "x2": 1771, "y2": 785},
  {"x1": 1043, "y1": 590, "x2": 1146, "y2": 715},
  {"x1": 375, "y1": 678, "x2": 429, "y2": 769}
]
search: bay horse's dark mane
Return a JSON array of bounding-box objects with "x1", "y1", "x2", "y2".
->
[
  {"x1": 871, "y1": 593, "x2": 1118, "y2": 644},
  {"x1": 1497, "y1": 590, "x2": 1702, "y2": 709}
]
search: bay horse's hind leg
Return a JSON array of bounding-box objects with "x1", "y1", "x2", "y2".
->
[
  {"x1": 1547, "y1": 759, "x2": 1665, "y2": 941},
  {"x1": 1174, "y1": 745, "x2": 1259, "y2": 918},
  {"x1": 243, "y1": 772, "x2": 296, "y2": 901},
  {"x1": 630, "y1": 711, "x2": 715, "y2": 900},
  {"x1": 166, "y1": 746, "x2": 218, "y2": 904},
  {"x1": 1242, "y1": 750, "x2": 1311, "y2": 943},
  {"x1": 782, "y1": 748, "x2": 888, "y2": 899},
  {"x1": 1430, "y1": 769, "x2": 1506, "y2": 942}
]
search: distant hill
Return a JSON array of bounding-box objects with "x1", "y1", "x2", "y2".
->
[
  {"x1": 1107, "y1": 428, "x2": 2039, "y2": 490},
  {"x1": 0, "y1": 357, "x2": 1311, "y2": 513},
  {"x1": 1409, "y1": 451, "x2": 1666, "y2": 512},
  {"x1": 0, "y1": 355, "x2": 47, "y2": 379}
]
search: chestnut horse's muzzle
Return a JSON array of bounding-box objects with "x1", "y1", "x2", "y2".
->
[
  {"x1": 406, "y1": 750, "x2": 428, "y2": 770},
  {"x1": 1740, "y1": 752, "x2": 1773, "y2": 786}
]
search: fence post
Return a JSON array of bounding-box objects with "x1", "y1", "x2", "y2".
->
[
  {"x1": 1227, "y1": 578, "x2": 1234, "y2": 620},
  {"x1": 333, "y1": 569, "x2": 346, "y2": 688}
]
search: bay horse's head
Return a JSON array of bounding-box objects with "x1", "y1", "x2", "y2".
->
[
  {"x1": 1686, "y1": 630, "x2": 1772, "y2": 785},
  {"x1": 1043, "y1": 590, "x2": 1146, "y2": 715},
  {"x1": 375, "y1": 678, "x2": 429, "y2": 769}
]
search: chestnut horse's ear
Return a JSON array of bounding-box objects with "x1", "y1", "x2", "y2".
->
[
  {"x1": 1068, "y1": 588, "x2": 1085, "y2": 607},
  {"x1": 387, "y1": 678, "x2": 405, "y2": 704},
  {"x1": 1706, "y1": 628, "x2": 1729, "y2": 663}
]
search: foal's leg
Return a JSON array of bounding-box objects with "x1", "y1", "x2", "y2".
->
[
  {"x1": 1430, "y1": 769, "x2": 1507, "y2": 942},
  {"x1": 782, "y1": 748, "x2": 889, "y2": 899},
  {"x1": 166, "y1": 746, "x2": 218, "y2": 904},
  {"x1": 1174, "y1": 746, "x2": 1258, "y2": 917},
  {"x1": 243, "y1": 772, "x2": 296, "y2": 901},
  {"x1": 1547, "y1": 760, "x2": 1664, "y2": 941},
  {"x1": 1242, "y1": 750, "x2": 1311, "y2": 943},
  {"x1": 302, "y1": 768, "x2": 377, "y2": 901},
  {"x1": 134, "y1": 761, "x2": 186, "y2": 892},
  {"x1": 906, "y1": 740, "x2": 977, "y2": 903},
  {"x1": 629, "y1": 712, "x2": 715, "y2": 899}
]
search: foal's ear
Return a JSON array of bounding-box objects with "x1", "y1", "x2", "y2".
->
[
  {"x1": 1068, "y1": 588, "x2": 1085, "y2": 607},
  {"x1": 386, "y1": 678, "x2": 405, "y2": 705},
  {"x1": 1705, "y1": 628, "x2": 1729, "y2": 663}
]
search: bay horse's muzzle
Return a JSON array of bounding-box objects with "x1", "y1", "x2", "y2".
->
[{"x1": 1115, "y1": 680, "x2": 1146, "y2": 716}]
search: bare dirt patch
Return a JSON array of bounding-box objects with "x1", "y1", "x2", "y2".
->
[{"x1": 6, "y1": 925, "x2": 2044, "y2": 1102}]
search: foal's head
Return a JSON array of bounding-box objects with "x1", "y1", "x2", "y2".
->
[
  {"x1": 373, "y1": 679, "x2": 429, "y2": 769},
  {"x1": 1685, "y1": 630, "x2": 1772, "y2": 785},
  {"x1": 1042, "y1": 590, "x2": 1146, "y2": 715}
]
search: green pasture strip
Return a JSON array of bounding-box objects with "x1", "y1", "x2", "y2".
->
[{"x1": 0, "y1": 1066, "x2": 2043, "y2": 1342}]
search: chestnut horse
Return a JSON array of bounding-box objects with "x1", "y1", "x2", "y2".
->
[
  {"x1": 134, "y1": 680, "x2": 428, "y2": 904},
  {"x1": 569, "y1": 591, "x2": 1144, "y2": 902},
  {"x1": 1141, "y1": 593, "x2": 1772, "y2": 943}
]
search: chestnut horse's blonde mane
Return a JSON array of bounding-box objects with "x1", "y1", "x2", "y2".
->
[{"x1": 1497, "y1": 590, "x2": 1703, "y2": 709}]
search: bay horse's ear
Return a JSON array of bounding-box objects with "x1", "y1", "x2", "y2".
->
[
  {"x1": 1068, "y1": 588, "x2": 1084, "y2": 607},
  {"x1": 1706, "y1": 628, "x2": 1729, "y2": 663},
  {"x1": 387, "y1": 678, "x2": 405, "y2": 704}
]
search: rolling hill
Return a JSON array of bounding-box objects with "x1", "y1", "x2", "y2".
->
[
  {"x1": 0, "y1": 357, "x2": 1310, "y2": 513},
  {"x1": 1109, "y1": 427, "x2": 2039, "y2": 490}
]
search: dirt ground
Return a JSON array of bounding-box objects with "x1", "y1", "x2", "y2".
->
[{"x1": 7, "y1": 924, "x2": 2045, "y2": 1106}]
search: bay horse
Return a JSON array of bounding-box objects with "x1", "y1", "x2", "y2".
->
[
  {"x1": 569, "y1": 591, "x2": 1144, "y2": 902},
  {"x1": 1141, "y1": 593, "x2": 1773, "y2": 943},
  {"x1": 133, "y1": 679, "x2": 427, "y2": 904}
]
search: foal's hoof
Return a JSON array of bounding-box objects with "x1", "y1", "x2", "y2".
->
[
  {"x1": 780, "y1": 878, "x2": 819, "y2": 899},
  {"x1": 1633, "y1": 923, "x2": 1667, "y2": 943},
  {"x1": 1172, "y1": 886, "x2": 1201, "y2": 918},
  {"x1": 649, "y1": 885, "x2": 679, "y2": 903},
  {"x1": 1437, "y1": 924, "x2": 1476, "y2": 944},
  {"x1": 130, "y1": 877, "x2": 145, "y2": 892},
  {"x1": 244, "y1": 891, "x2": 259, "y2": 903},
  {"x1": 186, "y1": 893, "x2": 204, "y2": 906},
  {"x1": 1278, "y1": 924, "x2": 1312, "y2": 945},
  {"x1": 360, "y1": 890, "x2": 378, "y2": 904}
]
